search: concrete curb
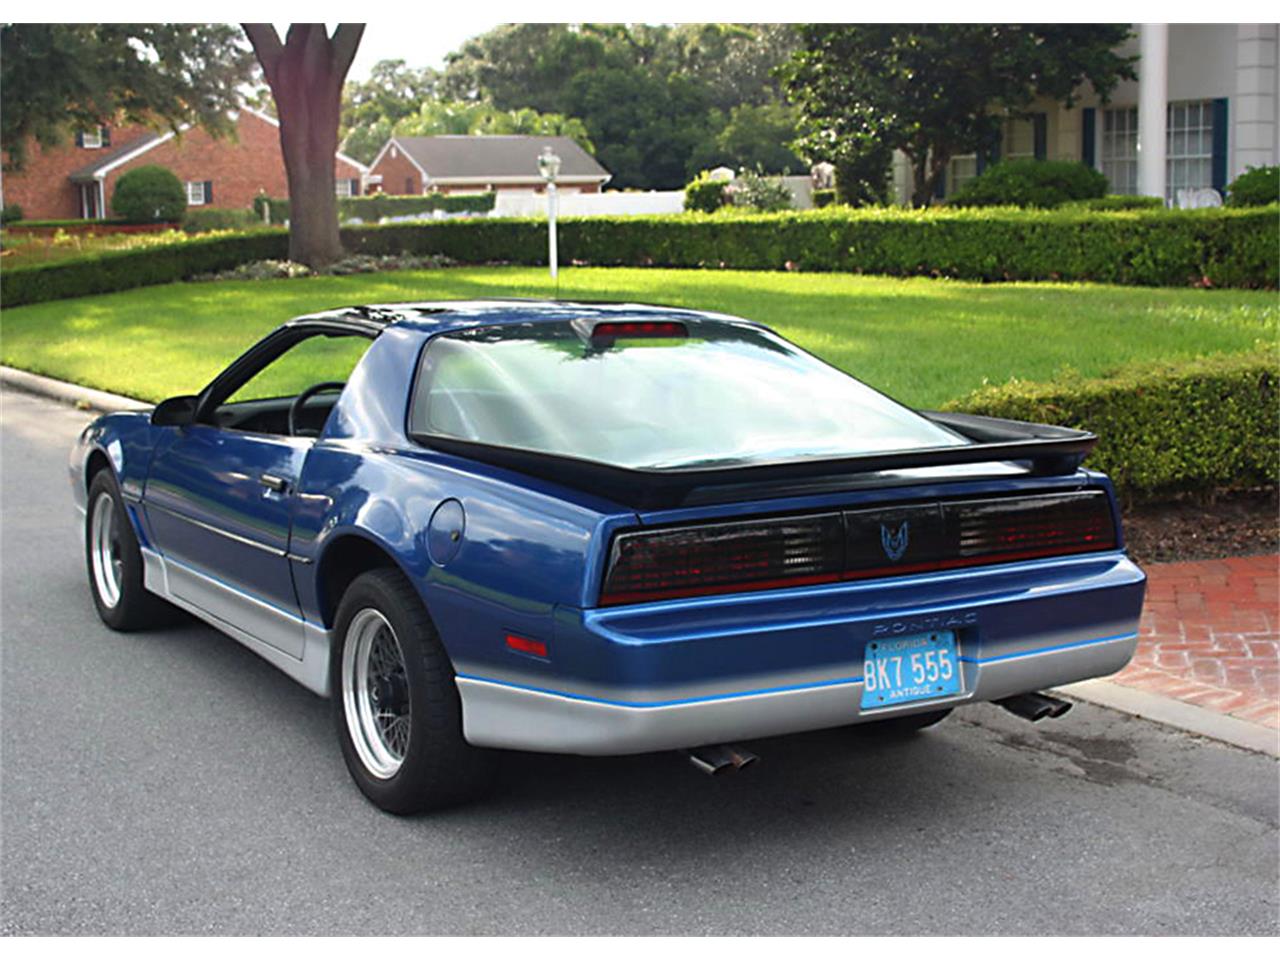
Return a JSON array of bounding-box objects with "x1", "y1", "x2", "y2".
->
[
  {"x1": 1055, "y1": 678, "x2": 1279, "y2": 758},
  {"x1": 0, "y1": 366, "x2": 149, "y2": 414}
]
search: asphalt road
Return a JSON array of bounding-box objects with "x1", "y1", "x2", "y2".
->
[{"x1": 2, "y1": 387, "x2": 1277, "y2": 935}]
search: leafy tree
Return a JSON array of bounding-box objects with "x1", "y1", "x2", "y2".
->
[
  {"x1": 439, "y1": 23, "x2": 800, "y2": 190},
  {"x1": 111, "y1": 165, "x2": 186, "y2": 222},
  {"x1": 1, "y1": 23, "x2": 254, "y2": 171},
  {"x1": 340, "y1": 59, "x2": 438, "y2": 165},
  {"x1": 782, "y1": 24, "x2": 1137, "y2": 207},
  {"x1": 563, "y1": 66, "x2": 713, "y2": 189},
  {"x1": 243, "y1": 23, "x2": 364, "y2": 268},
  {"x1": 391, "y1": 101, "x2": 594, "y2": 153},
  {"x1": 694, "y1": 99, "x2": 804, "y2": 175}
]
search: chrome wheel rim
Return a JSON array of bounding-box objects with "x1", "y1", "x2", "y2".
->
[
  {"x1": 90, "y1": 491, "x2": 124, "y2": 609},
  {"x1": 342, "y1": 608, "x2": 411, "y2": 779}
]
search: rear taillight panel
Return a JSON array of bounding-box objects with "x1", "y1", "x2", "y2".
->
[
  {"x1": 599, "y1": 491, "x2": 1117, "y2": 606},
  {"x1": 601, "y1": 512, "x2": 844, "y2": 605}
]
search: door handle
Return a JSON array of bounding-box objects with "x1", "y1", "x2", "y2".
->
[{"x1": 258, "y1": 473, "x2": 290, "y2": 493}]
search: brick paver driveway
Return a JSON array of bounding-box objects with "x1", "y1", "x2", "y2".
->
[{"x1": 1115, "y1": 555, "x2": 1279, "y2": 728}]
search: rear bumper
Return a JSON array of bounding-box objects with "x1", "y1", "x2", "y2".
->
[
  {"x1": 456, "y1": 551, "x2": 1145, "y2": 755},
  {"x1": 458, "y1": 630, "x2": 1135, "y2": 754}
]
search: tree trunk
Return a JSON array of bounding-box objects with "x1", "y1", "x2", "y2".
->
[
  {"x1": 243, "y1": 24, "x2": 363, "y2": 268},
  {"x1": 908, "y1": 149, "x2": 951, "y2": 208}
]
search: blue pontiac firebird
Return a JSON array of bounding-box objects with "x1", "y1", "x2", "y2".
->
[{"x1": 70, "y1": 300, "x2": 1146, "y2": 813}]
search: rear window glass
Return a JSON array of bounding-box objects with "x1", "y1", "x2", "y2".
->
[{"x1": 409, "y1": 317, "x2": 967, "y2": 470}]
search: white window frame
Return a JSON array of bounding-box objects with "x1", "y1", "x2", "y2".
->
[
  {"x1": 1100, "y1": 106, "x2": 1139, "y2": 195},
  {"x1": 186, "y1": 181, "x2": 208, "y2": 206},
  {"x1": 1003, "y1": 117, "x2": 1037, "y2": 162},
  {"x1": 81, "y1": 127, "x2": 103, "y2": 149},
  {"x1": 947, "y1": 154, "x2": 979, "y2": 195},
  {"x1": 1166, "y1": 100, "x2": 1214, "y2": 201},
  {"x1": 335, "y1": 178, "x2": 353, "y2": 198}
]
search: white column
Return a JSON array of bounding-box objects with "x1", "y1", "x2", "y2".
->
[
  {"x1": 1138, "y1": 23, "x2": 1169, "y2": 200},
  {"x1": 1234, "y1": 24, "x2": 1279, "y2": 177}
]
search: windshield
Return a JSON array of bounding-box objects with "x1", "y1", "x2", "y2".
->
[{"x1": 409, "y1": 317, "x2": 968, "y2": 470}]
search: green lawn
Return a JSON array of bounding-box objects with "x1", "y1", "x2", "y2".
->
[{"x1": 1, "y1": 267, "x2": 1274, "y2": 407}]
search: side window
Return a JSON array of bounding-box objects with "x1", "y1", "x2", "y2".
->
[{"x1": 225, "y1": 333, "x2": 371, "y2": 405}]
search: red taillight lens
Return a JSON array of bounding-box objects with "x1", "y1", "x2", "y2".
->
[
  {"x1": 947, "y1": 493, "x2": 1116, "y2": 564},
  {"x1": 599, "y1": 513, "x2": 844, "y2": 606},
  {"x1": 598, "y1": 492, "x2": 1117, "y2": 606},
  {"x1": 591, "y1": 320, "x2": 687, "y2": 342}
]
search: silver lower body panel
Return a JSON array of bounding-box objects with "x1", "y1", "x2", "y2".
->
[
  {"x1": 456, "y1": 631, "x2": 1137, "y2": 755},
  {"x1": 141, "y1": 548, "x2": 332, "y2": 696}
]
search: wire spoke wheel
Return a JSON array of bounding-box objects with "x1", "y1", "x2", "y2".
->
[
  {"x1": 90, "y1": 491, "x2": 124, "y2": 609},
  {"x1": 342, "y1": 608, "x2": 412, "y2": 779}
]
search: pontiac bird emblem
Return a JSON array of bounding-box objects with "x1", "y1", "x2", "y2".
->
[{"x1": 880, "y1": 521, "x2": 909, "y2": 561}]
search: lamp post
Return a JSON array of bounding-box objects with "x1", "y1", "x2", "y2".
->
[{"x1": 537, "y1": 146, "x2": 562, "y2": 280}]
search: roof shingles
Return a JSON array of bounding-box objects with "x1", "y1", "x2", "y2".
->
[{"x1": 390, "y1": 135, "x2": 609, "y2": 182}]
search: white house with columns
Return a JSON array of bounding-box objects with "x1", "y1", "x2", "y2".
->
[{"x1": 891, "y1": 23, "x2": 1279, "y2": 204}]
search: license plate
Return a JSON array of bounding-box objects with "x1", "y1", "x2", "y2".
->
[{"x1": 861, "y1": 630, "x2": 961, "y2": 709}]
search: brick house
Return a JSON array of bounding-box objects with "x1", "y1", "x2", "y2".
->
[
  {"x1": 367, "y1": 135, "x2": 610, "y2": 196},
  {"x1": 1, "y1": 108, "x2": 367, "y2": 220}
]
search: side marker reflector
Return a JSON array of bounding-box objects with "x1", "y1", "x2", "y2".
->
[{"x1": 505, "y1": 634, "x2": 548, "y2": 658}]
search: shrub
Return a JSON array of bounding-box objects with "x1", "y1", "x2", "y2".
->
[
  {"x1": 111, "y1": 165, "x2": 187, "y2": 223},
  {"x1": 728, "y1": 168, "x2": 792, "y2": 212},
  {"x1": 1225, "y1": 165, "x2": 1280, "y2": 207},
  {"x1": 1065, "y1": 195, "x2": 1165, "y2": 212},
  {"x1": 945, "y1": 350, "x2": 1279, "y2": 502},
  {"x1": 950, "y1": 159, "x2": 1107, "y2": 209},
  {"x1": 812, "y1": 189, "x2": 838, "y2": 209},
  {"x1": 183, "y1": 208, "x2": 262, "y2": 234},
  {"x1": 683, "y1": 172, "x2": 730, "y2": 213},
  {"x1": 251, "y1": 192, "x2": 496, "y2": 225},
  {"x1": 1, "y1": 230, "x2": 287, "y2": 307},
  {"x1": 5, "y1": 205, "x2": 1275, "y2": 307},
  {"x1": 1, "y1": 202, "x2": 24, "y2": 224}
]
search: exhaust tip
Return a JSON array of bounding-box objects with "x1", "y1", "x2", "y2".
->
[
  {"x1": 997, "y1": 692, "x2": 1073, "y2": 723},
  {"x1": 683, "y1": 743, "x2": 759, "y2": 775}
]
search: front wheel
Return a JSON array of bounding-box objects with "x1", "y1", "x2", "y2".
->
[
  {"x1": 331, "y1": 569, "x2": 496, "y2": 814},
  {"x1": 85, "y1": 469, "x2": 169, "y2": 631}
]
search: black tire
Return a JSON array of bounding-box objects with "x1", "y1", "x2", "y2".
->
[
  {"x1": 331, "y1": 568, "x2": 496, "y2": 814},
  {"x1": 859, "y1": 708, "x2": 952, "y2": 736},
  {"x1": 85, "y1": 469, "x2": 169, "y2": 631}
]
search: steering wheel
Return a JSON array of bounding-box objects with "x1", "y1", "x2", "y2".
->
[{"x1": 288, "y1": 381, "x2": 346, "y2": 437}]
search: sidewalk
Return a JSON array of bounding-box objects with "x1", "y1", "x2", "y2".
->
[{"x1": 1112, "y1": 554, "x2": 1278, "y2": 729}]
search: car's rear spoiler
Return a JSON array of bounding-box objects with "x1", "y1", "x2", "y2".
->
[{"x1": 411, "y1": 411, "x2": 1097, "y2": 510}]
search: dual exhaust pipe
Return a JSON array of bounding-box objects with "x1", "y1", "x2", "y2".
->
[
  {"x1": 682, "y1": 692, "x2": 1070, "y2": 774},
  {"x1": 683, "y1": 743, "x2": 758, "y2": 776},
  {"x1": 996, "y1": 691, "x2": 1073, "y2": 722}
]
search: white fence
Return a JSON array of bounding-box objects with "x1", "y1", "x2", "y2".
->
[{"x1": 492, "y1": 190, "x2": 686, "y2": 218}]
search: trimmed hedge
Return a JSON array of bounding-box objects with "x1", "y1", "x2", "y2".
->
[
  {"x1": 4, "y1": 206, "x2": 1276, "y2": 307},
  {"x1": 1, "y1": 230, "x2": 287, "y2": 307},
  {"x1": 253, "y1": 192, "x2": 495, "y2": 225},
  {"x1": 1065, "y1": 195, "x2": 1165, "y2": 212},
  {"x1": 1226, "y1": 165, "x2": 1280, "y2": 207},
  {"x1": 950, "y1": 159, "x2": 1107, "y2": 208},
  {"x1": 945, "y1": 350, "x2": 1279, "y2": 502},
  {"x1": 341, "y1": 206, "x2": 1279, "y2": 288},
  {"x1": 683, "y1": 173, "x2": 729, "y2": 213},
  {"x1": 112, "y1": 165, "x2": 186, "y2": 223}
]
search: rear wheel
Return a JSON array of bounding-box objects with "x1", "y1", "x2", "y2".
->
[
  {"x1": 332, "y1": 569, "x2": 496, "y2": 814},
  {"x1": 859, "y1": 708, "x2": 952, "y2": 736},
  {"x1": 85, "y1": 469, "x2": 169, "y2": 631}
]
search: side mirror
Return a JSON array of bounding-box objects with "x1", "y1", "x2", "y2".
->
[{"x1": 151, "y1": 395, "x2": 198, "y2": 427}]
